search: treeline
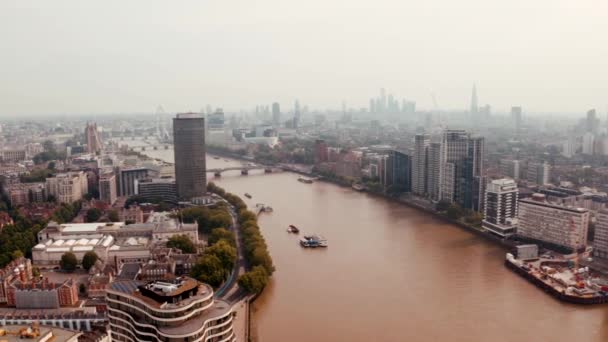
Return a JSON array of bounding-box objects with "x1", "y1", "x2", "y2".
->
[
  {"x1": 51, "y1": 201, "x2": 82, "y2": 224},
  {"x1": 0, "y1": 215, "x2": 44, "y2": 267},
  {"x1": 207, "y1": 182, "x2": 274, "y2": 294},
  {"x1": 184, "y1": 203, "x2": 237, "y2": 288},
  {"x1": 177, "y1": 205, "x2": 232, "y2": 234}
]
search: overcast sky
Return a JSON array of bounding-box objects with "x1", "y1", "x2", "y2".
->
[{"x1": 0, "y1": 0, "x2": 606, "y2": 116}]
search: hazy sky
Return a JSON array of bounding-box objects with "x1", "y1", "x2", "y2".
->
[{"x1": 1, "y1": 0, "x2": 606, "y2": 116}]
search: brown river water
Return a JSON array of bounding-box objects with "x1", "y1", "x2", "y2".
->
[{"x1": 142, "y1": 148, "x2": 608, "y2": 342}]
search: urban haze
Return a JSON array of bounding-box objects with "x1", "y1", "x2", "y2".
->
[{"x1": 0, "y1": 1, "x2": 608, "y2": 342}]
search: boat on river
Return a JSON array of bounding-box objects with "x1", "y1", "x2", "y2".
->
[
  {"x1": 245, "y1": 193, "x2": 252, "y2": 199},
  {"x1": 300, "y1": 234, "x2": 327, "y2": 247},
  {"x1": 352, "y1": 184, "x2": 365, "y2": 191},
  {"x1": 287, "y1": 225, "x2": 299, "y2": 233},
  {"x1": 298, "y1": 177, "x2": 314, "y2": 184}
]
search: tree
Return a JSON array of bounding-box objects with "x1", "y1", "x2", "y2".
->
[
  {"x1": 205, "y1": 240, "x2": 237, "y2": 273},
  {"x1": 82, "y1": 251, "x2": 99, "y2": 271},
  {"x1": 108, "y1": 210, "x2": 120, "y2": 222},
  {"x1": 47, "y1": 161, "x2": 56, "y2": 170},
  {"x1": 191, "y1": 254, "x2": 225, "y2": 287},
  {"x1": 167, "y1": 235, "x2": 196, "y2": 254},
  {"x1": 11, "y1": 250, "x2": 23, "y2": 260},
  {"x1": 208, "y1": 228, "x2": 235, "y2": 247},
  {"x1": 85, "y1": 208, "x2": 102, "y2": 222},
  {"x1": 60, "y1": 252, "x2": 78, "y2": 272},
  {"x1": 238, "y1": 266, "x2": 269, "y2": 294},
  {"x1": 464, "y1": 212, "x2": 483, "y2": 227},
  {"x1": 436, "y1": 200, "x2": 451, "y2": 212},
  {"x1": 446, "y1": 204, "x2": 464, "y2": 220}
]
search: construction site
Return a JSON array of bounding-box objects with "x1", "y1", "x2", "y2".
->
[{"x1": 506, "y1": 244, "x2": 608, "y2": 304}]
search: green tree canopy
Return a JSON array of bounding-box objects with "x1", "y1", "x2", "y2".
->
[
  {"x1": 82, "y1": 251, "x2": 99, "y2": 271},
  {"x1": 108, "y1": 210, "x2": 120, "y2": 222},
  {"x1": 238, "y1": 266, "x2": 269, "y2": 294},
  {"x1": 447, "y1": 204, "x2": 464, "y2": 220},
  {"x1": 208, "y1": 228, "x2": 235, "y2": 247},
  {"x1": 205, "y1": 240, "x2": 237, "y2": 272},
  {"x1": 85, "y1": 208, "x2": 102, "y2": 222},
  {"x1": 167, "y1": 235, "x2": 196, "y2": 254},
  {"x1": 60, "y1": 252, "x2": 78, "y2": 272},
  {"x1": 191, "y1": 254, "x2": 225, "y2": 288}
]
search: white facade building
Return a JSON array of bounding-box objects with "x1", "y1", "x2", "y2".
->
[
  {"x1": 482, "y1": 178, "x2": 518, "y2": 237},
  {"x1": 517, "y1": 194, "x2": 589, "y2": 251},
  {"x1": 45, "y1": 171, "x2": 88, "y2": 204}
]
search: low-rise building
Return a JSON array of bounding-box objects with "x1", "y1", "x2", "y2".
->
[
  {"x1": 33, "y1": 212, "x2": 198, "y2": 266},
  {"x1": 517, "y1": 193, "x2": 589, "y2": 251},
  {"x1": 0, "y1": 324, "x2": 81, "y2": 342},
  {"x1": 0, "y1": 258, "x2": 33, "y2": 304},
  {"x1": 6, "y1": 278, "x2": 78, "y2": 309},
  {"x1": 135, "y1": 177, "x2": 178, "y2": 203}
]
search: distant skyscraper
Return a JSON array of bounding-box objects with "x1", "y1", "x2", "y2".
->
[
  {"x1": 582, "y1": 132, "x2": 595, "y2": 155},
  {"x1": 470, "y1": 84, "x2": 478, "y2": 115},
  {"x1": 85, "y1": 122, "x2": 102, "y2": 154},
  {"x1": 412, "y1": 134, "x2": 430, "y2": 195},
  {"x1": 562, "y1": 136, "x2": 577, "y2": 158},
  {"x1": 173, "y1": 113, "x2": 206, "y2": 200},
  {"x1": 482, "y1": 178, "x2": 519, "y2": 237},
  {"x1": 207, "y1": 108, "x2": 225, "y2": 129},
  {"x1": 586, "y1": 109, "x2": 598, "y2": 133},
  {"x1": 272, "y1": 102, "x2": 281, "y2": 126},
  {"x1": 294, "y1": 100, "x2": 301, "y2": 128},
  {"x1": 511, "y1": 106, "x2": 522, "y2": 132}
]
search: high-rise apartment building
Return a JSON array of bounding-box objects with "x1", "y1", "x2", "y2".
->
[
  {"x1": 438, "y1": 130, "x2": 484, "y2": 211},
  {"x1": 500, "y1": 159, "x2": 521, "y2": 180},
  {"x1": 427, "y1": 142, "x2": 441, "y2": 201},
  {"x1": 412, "y1": 134, "x2": 430, "y2": 195},
  {"x1": 482, "y1": 178, "x2": 518, "y2": 237},
  {"x1": 99, "y1": 173, "x2": 117, "y2": 205},
  {"x1": 173, "y1": 113, "x2": 206, "y2": 200},
  {"x1": 526, "y1": 161, "x2": 551, "y2": 185},
  {"x1": 518, "y1": 194, "x2": 589, "y2": 251},
  {"x1": 45, "y1": 171, "x2": 88, "y2": 204},
  {"x1": 107, "y1": 277, "x2": 236, "y2": 342}
]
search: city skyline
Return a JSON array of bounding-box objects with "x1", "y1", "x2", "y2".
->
[{"x1": 1, "y1": 1, "x2": 607, "y2": 116}]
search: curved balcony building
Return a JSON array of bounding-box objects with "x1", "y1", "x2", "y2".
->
[{"x1": 107, "y1": 277, "x2": 235, "y2": 342}]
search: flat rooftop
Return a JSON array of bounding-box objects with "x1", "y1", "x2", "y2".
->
[{"x1": 0, "y1": 324, "x2": 81, "y2": 341}]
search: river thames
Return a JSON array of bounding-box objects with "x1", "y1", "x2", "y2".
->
[{"x1": 141, "y1": 147, "x2": 608, "y2": 342}]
